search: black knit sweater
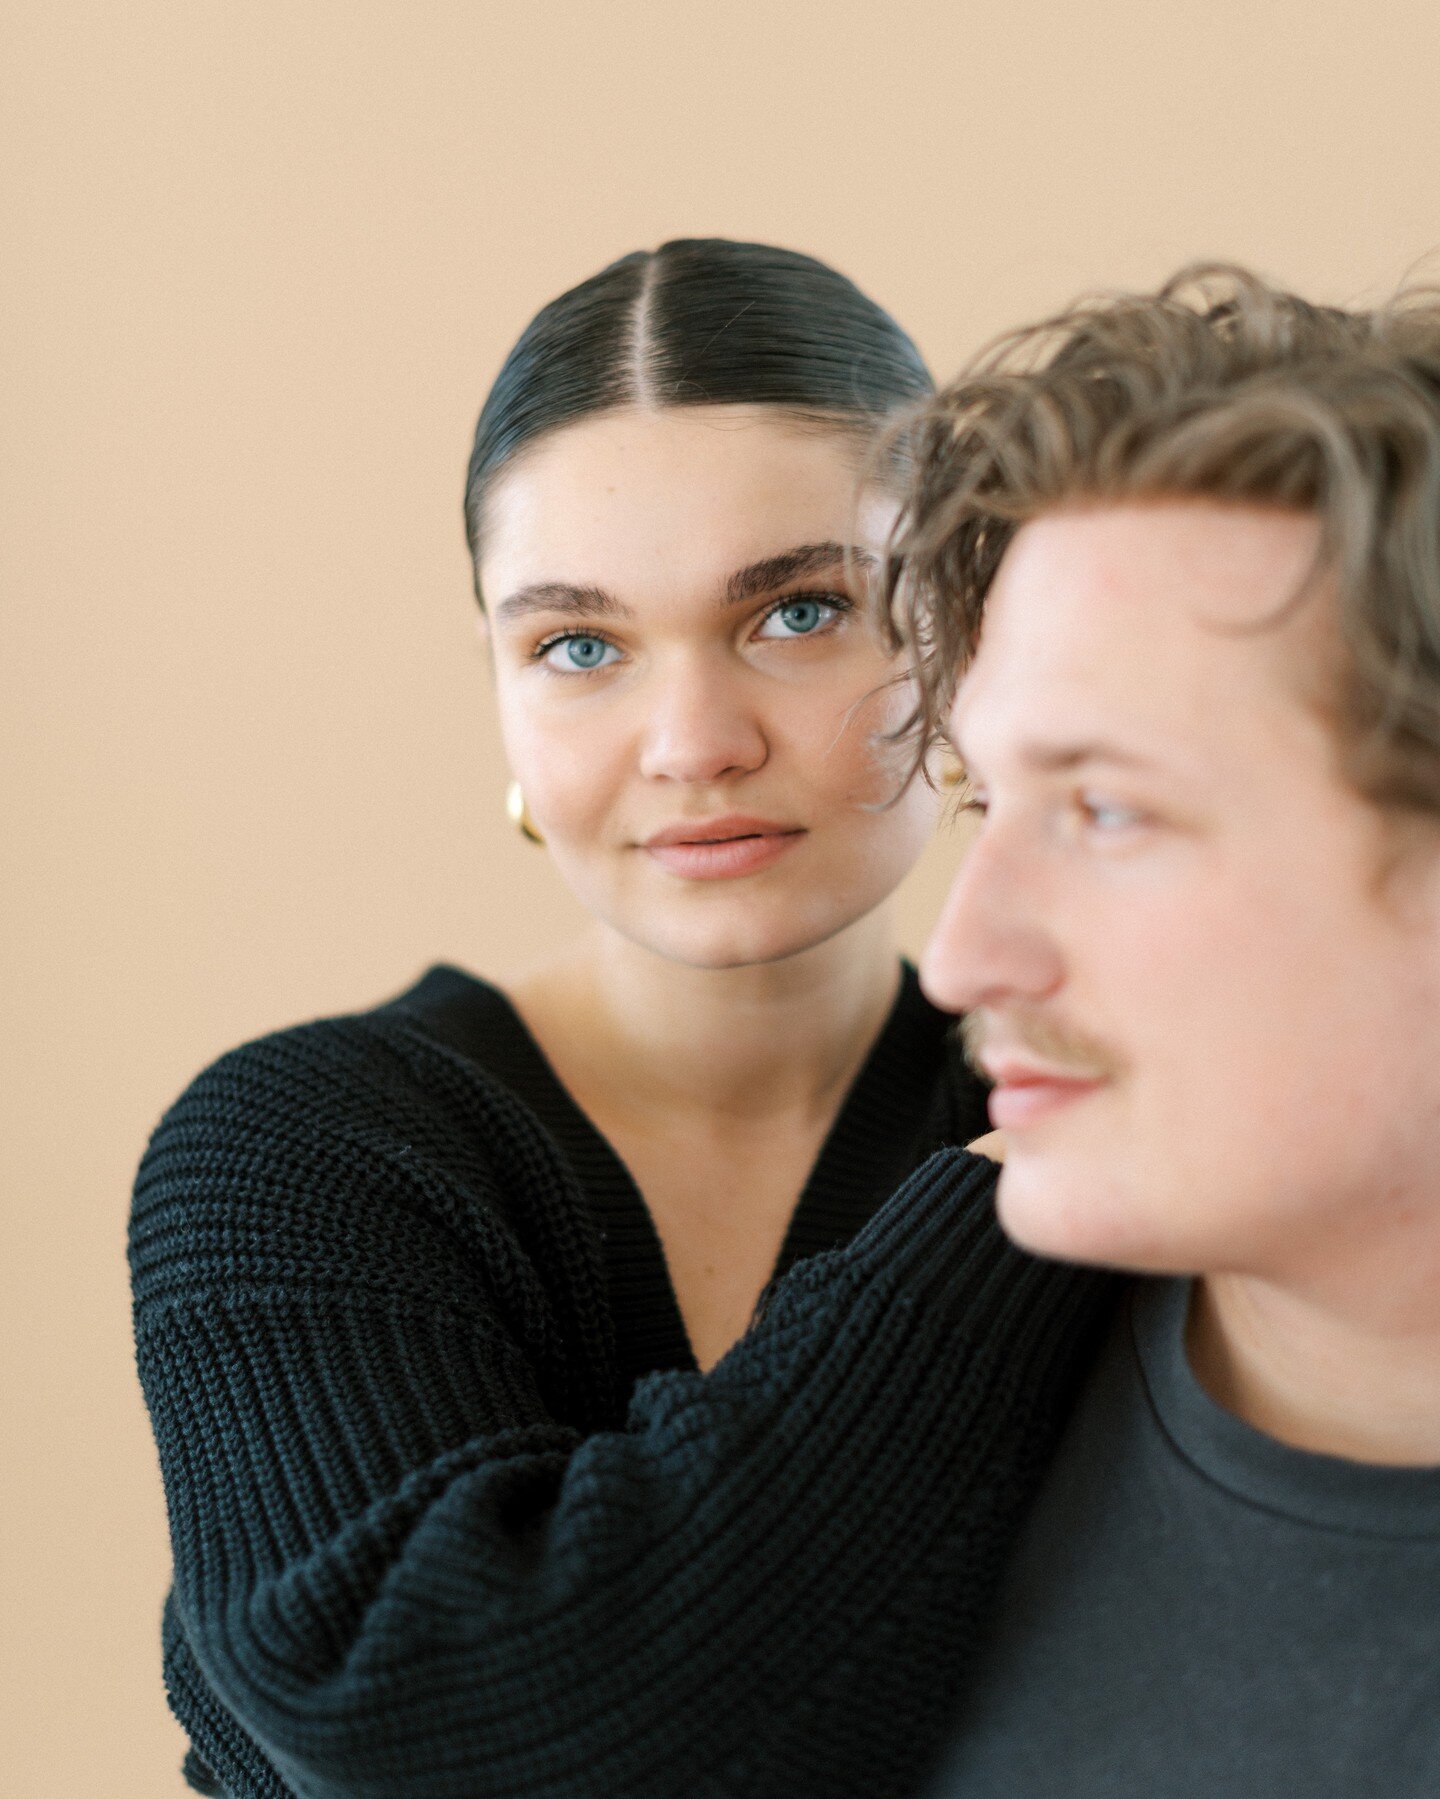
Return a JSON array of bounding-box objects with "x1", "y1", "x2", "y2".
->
[{"x1": 130, "y1": 963, "x2": 1115, "y2": 1799}]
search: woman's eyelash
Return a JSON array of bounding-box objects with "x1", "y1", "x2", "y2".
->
[
  {"x1": 762, "y1": 588, "x2": 854, "y2": 619},
  {"x1": 529, "y1": 589, "x2": 854, "y2": 661},
  {"x1": 753, "y1": 589, "x2": 856, "y2": 638},
  {"x1": 530, "y1": 628, "x2": 618, "y2": 660}
]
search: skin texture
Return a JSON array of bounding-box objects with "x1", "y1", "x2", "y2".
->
[
  {"x1": 481, "y1": 405, "x2": 936, "y2": 971},
  {"x1": 922, "y1": 500, "x2": 1440, "y2": 1464},
  {"x1": 478, "y1": 405, "x2": 941, "y2": 1369}
]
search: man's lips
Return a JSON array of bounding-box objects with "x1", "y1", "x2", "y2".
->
[
  {"x1": 640, "y1": 815, "x2": 806, "y2": 881},
  {"x1": 982, "y1": 1057, "x2": 1108, "y2": 1131}
]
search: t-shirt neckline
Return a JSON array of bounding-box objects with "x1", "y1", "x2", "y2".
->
[{"x1": 1131, "y1": 1277, "x2": 1440, "y2": 1540}]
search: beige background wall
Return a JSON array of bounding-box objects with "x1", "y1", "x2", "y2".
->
[{"x1": 5, "y1": 2, "x2": 1439, "y2": 1790}]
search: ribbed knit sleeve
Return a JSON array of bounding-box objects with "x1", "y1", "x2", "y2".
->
[{"x1": 130, "y1": 1014, "x2": 1112, "y2": 1799}]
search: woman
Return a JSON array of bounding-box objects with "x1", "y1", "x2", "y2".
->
[{"x1": 130, "y1": 240, "x2": 1103, "y2": 1799}]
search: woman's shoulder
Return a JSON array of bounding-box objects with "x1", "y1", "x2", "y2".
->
[
  {"x1": 150, "y1": 964, "x2": 513, "y2": 1145},
  {"x1": 131, "y1": 966, "x2": 588, "y2": 1298}
]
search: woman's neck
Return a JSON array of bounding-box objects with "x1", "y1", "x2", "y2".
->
[{"x1": 509, "y1": 911, "x2": 903, "y2": 1133}]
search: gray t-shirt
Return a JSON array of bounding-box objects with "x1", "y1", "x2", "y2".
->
[{"x1": 934, "y1": 1279, "x2": 1440, "y2": 1797}]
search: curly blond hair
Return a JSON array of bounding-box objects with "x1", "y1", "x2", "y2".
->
[{"x1": 884, "y1": 263, "x2": 1440, "y2": 814}]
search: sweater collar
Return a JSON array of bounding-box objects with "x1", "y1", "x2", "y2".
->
[{"x1": 390, "y1": 961, "x2": 964, "y2": 1393}]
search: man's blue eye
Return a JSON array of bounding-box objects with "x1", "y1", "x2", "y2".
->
[
  {"x1": 542, "y1": 635, "x2": 618, "y2": 671},
  {"x1": 1081, "y1": 795, "x2": 1145, "y2": 832}
]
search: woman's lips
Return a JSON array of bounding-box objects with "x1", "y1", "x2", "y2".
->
[
  {"x1": 986, "y1": 1072, "x2": 1106, "y2": 1130},
  {"x1": 641, "y1": 817, "x2": 806, "y2": 881}
]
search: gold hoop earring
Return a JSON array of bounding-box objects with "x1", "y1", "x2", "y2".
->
[{"x1": 505, "y1": 780, "x2": 544, "y2": 845}]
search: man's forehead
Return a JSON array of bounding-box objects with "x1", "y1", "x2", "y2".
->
[{"x1": 951, "y1": 500, "x2": 1331, "y2": 765}]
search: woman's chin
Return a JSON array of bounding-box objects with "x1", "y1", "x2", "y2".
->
[{"x1": 624, "y1": 907, "x2": 863, "y2": 973}]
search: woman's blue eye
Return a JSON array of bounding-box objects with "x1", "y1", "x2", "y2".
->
[
  {"x1": 541, "y1": 634, "x2": 619, "y2": 671},
  {"x1": 758, "y1": 597, "x2": 839, "y2": 639}
]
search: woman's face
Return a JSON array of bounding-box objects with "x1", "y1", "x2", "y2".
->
[{"x1": 479, "y1": 404, "x2": 940, "y2": 970}]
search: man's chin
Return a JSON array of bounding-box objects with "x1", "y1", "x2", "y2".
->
[
  {"x1": 994, "y1": 1169, "x2": 1085, "y2": 1264},
  {"x1": 995, "y1": 1156, "x2": 1149, "y2": 1270}
]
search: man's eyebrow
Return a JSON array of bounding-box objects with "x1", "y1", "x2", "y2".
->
[
  {"x1": 955, "y1": 736, "x2": 1165, "y2": 778},
  {"x1": 725, "y1": 542, "x2": 876, "y2": 606},
  {"x1": 493, "y1": 582, "x2": 628, "y2": 624},
  {"x1": 1019, "y1": 739, "x2": 1159, "y2": 773}
]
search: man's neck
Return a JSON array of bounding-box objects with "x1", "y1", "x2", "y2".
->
[{"x1": 1186, "y1": 1270, "x2": 1440, "y2": 1466}]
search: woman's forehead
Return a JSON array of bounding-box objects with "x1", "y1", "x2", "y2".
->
[{"x1": 479, "y1": 406, "x2": 891, "y2": 605}]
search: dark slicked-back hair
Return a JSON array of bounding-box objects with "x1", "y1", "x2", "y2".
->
[
  {"x1": 884, "y1": 263, "x2": 1440, "y2": 816},
  {"x1": 464, "y1": 238, "x2": 933, "y2": 602}
]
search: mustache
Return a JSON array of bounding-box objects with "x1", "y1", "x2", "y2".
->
[{"x1": 960, "y1": 1007, "x2": 1125, "y2": 1083}]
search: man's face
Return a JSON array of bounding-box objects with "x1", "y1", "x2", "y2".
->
[{"x1": 922, "y1": 500, "x2": 1440, "y2": 1283}]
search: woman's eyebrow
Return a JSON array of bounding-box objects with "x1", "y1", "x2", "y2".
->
[
  {"x1": 493, "y1": 582, "x2": 625, "y2": 623},
  {"x1": 725, "y1": 542, "x2": 876, "y2": 606},
  {"x1": 493, "y1": 544, "x2": 876, "y2": 622}
]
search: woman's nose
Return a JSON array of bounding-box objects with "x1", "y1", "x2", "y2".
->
[{"x1": 636, "y1": 661, "x2": 769, "y2": 785}]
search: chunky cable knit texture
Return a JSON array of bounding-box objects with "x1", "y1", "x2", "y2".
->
[{"x1": 130, "y1": 966, "x2": 1115, "y2": 1798}]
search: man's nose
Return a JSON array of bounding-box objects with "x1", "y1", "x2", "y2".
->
[
  {"x1": 920, "y1": 820, "x2": 1064, "y2": 1017},
  {"x1": 636, "y1": 658, "x2": 769, "y2": 785}
]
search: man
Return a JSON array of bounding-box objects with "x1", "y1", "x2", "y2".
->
[{"x1": 891, "y1": 267, "x2": 1440, "y2": 1794}]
